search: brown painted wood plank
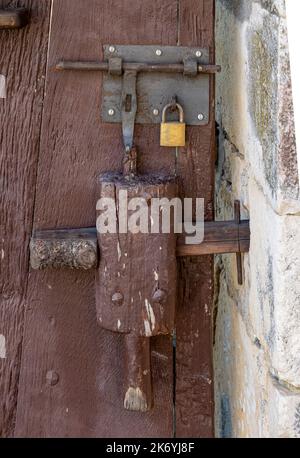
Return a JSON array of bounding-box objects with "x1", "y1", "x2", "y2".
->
[
  {"x1": 176, "y1": 0, "x2": 215, "y2": 438},
  {"x1": 15, "y1": 0, "x2": 178, "y2": 438},
  {"x1": 0, "y1": 0, "x2": 51, "y2": 437}
]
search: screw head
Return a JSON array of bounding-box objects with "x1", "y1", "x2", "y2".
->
[
  {"x1": 46, "y1": 370, "x2": 59, "y2": 387},
  {"x1": 156, "y1": 49, "x2": 162, "y2": 56},
  {"x1": 109, "y1": 46, "x2": 115, "y2": 53},
  {"x1": 195, "y1": 50, "x2": 202, "y2": 58},
  {"x1": 108, "y1": 109, "x2": 115, "y2": 117},
  {"x1": 153, "y1": 109, "x2": 159, "y2": 116},
  {"x1": 198, "y1": 113, "x2": 204, "y2": 121},
  {"x1": 112, "y1": 292, "x2": 124, "y2": 307}
]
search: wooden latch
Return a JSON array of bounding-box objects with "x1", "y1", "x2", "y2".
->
[{"x1": 30, "y1": 197, "x2": 249, "y2": 413}]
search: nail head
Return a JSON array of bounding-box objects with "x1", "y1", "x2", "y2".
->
[
  {"x1": 112, "y1": 292, "x2": 124, "y2": 307},
  {"x1": 46, "y1": 370, "x2": 59, "y2": 387},
  {"x1": 152, "y1": 289, "x2": 167, "y2": 304}
]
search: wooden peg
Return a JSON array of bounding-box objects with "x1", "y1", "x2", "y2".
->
[{"x1": 124, "y1": 335, "x2": 152, "y2": 412}]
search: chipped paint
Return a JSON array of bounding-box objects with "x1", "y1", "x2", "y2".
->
[
  {"x1": 154, "y1": 270, "x2": 159, "y2": 281},
  {"x1": 0, "y1": 335, "x2": 6, "y2": 359},
  {"x1": 117, "y1": 242, "x2": 122, "y2": 262},
  {"x1": 117, "y1": 320, "x2": 121, "y2": 330},
  {"x1": 124, "y1": 387, "x2": 148, "y2": 412},
  {"x1": 145, "y1": 299, "x2": 156, "y2": 332},
  {"x1": 0, "y1": 75, "x2": 6, "y2": 99},
  {"x1": 144, "y1": 320, "x2": 152, "y2": 337},
  {"x1": 152, "y1": 350, "x2": 169, "y2": 362}
]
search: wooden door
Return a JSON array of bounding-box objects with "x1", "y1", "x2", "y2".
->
[{"x1": 1, "y1": 0, "x2": 215, "y2": 438}]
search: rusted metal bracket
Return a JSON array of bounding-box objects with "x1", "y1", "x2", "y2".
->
[
  {"x1": 0, "y1": 8, "x2": 29, "y2": 29},
  {"x1": 55, "y1": 45, "x2": 221, "y2": 127}
]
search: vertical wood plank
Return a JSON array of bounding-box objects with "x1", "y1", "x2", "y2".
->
[
  {"x1": 176, "y1": 0, "x2": 215, "y2": 438},
  {"x1": 15, "y1": 0, "x2": 178, "y2": 438},
  {"x1": 0, "y1": 0, "x2": 51, "y2": 437}
]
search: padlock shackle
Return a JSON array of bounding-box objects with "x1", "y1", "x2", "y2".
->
[{"x1": 162, "y1": 103, "x2": 185, "y2": 123}]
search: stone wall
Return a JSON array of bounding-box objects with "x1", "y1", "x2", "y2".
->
[{"x1": 214, "y1": 0, "x2": 300, "y2": 437}]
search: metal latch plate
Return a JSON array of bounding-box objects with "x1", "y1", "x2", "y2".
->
[{"x1": 102, "y1": 45, "x2": 210, "y2": 126}]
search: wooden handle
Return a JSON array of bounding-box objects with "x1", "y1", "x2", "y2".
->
[{"x1": 123, "y1": 335, "x2": 153, "y2": 412}]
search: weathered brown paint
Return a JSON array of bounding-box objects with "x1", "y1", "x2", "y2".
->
[
  {"x1": 15, "y1": 0, "x2": 178, "y2": 438},
  {"x1": 176, "y1": 0, "x2": 216, "y2": 438},
  {"x1": 124, "y1": 335, "x2": 152, "y2": 412},
  {"x1": 96, "y1": 173, "x2": 178, "y2": 412},
  {"x1": 0, "y1": 0, "x2": 216, "y2": 438},
  {"x1": 0, "y1": 0, "x2": 51, "y2": 437},
  {"x1": 96, "y1": 174, "x2": 178, "y2": 336}
]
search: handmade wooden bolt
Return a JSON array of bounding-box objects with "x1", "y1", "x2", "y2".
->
[
  {"x1": 96, "y1": 172, "x2": 178, "y2": 411},
  {"x1": 30, "y1": 200, "x2": 250, "y2": 412}
]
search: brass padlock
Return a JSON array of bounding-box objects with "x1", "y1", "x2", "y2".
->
[{"x1": 160, "y1": 103, "x2": 186, "y2": 147}]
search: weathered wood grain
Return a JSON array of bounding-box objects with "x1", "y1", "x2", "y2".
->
[
  {"x1": 15, "y1": 0, "x2": 178, "y2": 438},
  {"x1": 176, "y1": 0, "x2": 215, "y2": 438},
  {"x1": 96, "y1": 173, "x2": 178, "y2": 336},
  {"x1": 0, "y1": 0, "x2": 51, "y2": 437},
  {"x1": 124, "y1": 335, "x2": 152, "y2": 412},
  {"x1": 97, "y1": 173, "x2": 178, "y2": 412}
]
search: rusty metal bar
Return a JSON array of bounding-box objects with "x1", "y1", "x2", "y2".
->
[
  {"x1": 55, "y1": 60, "x2": 221, "y2": 75},
  {"x1": 0, "y1": 8, "x2": 29, "y2": 29}
]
